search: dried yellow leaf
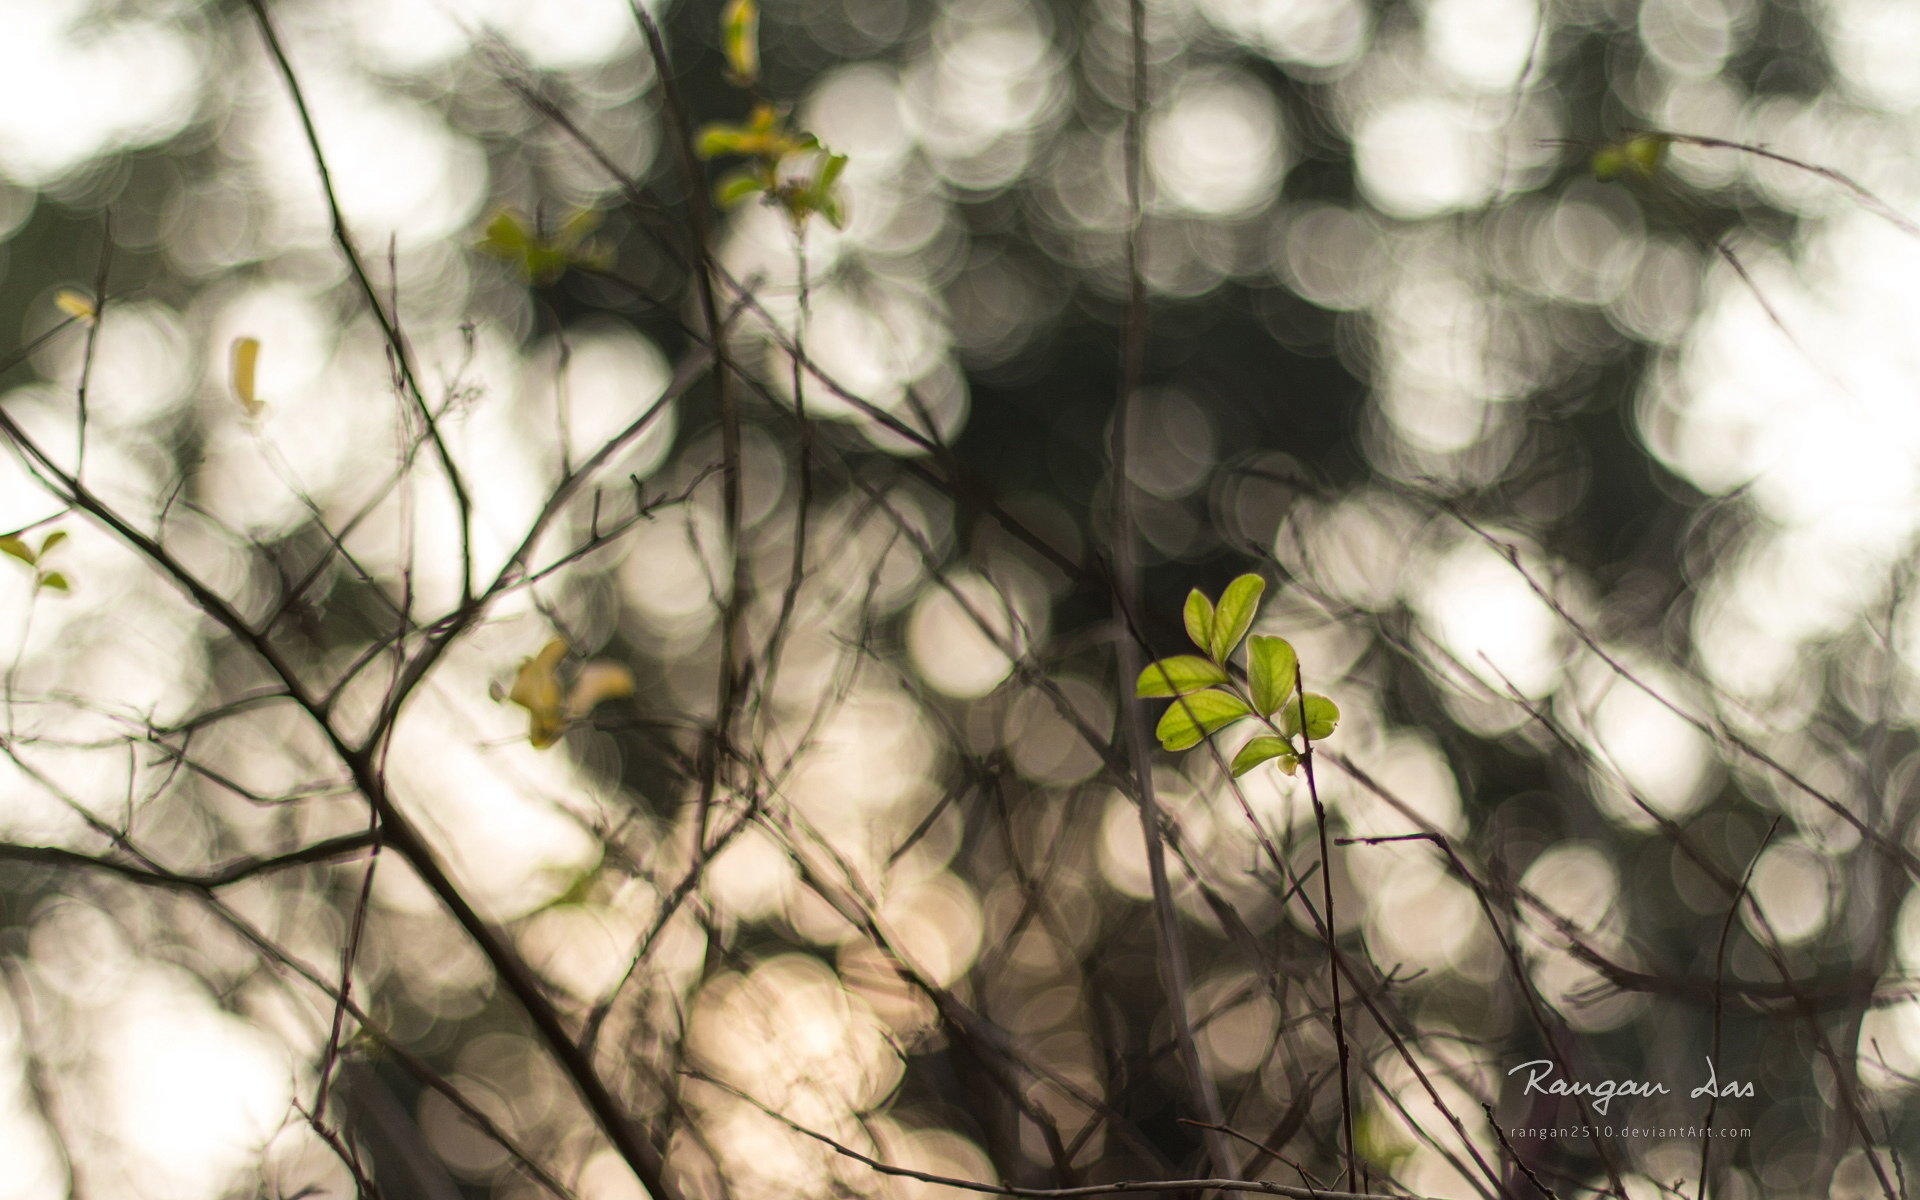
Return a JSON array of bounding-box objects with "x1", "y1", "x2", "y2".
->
[
  {"x1": 507, "y1": 638, "x2": 570, "y2": 749},
  {"x1": 566, "y1": 662, "x2": 636, "y2": 720},
  {"x1": 54, "y1": 290, "x2": 96, "y2": 325},
  {"x1": 230, "y1": 336, "x2": 265, "y2": 416},
  {"x1": 501, "y1": 639, "x2": 634, "y2": 749}
]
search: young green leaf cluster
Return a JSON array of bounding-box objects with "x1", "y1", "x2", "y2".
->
[
  {"x1": 476, "y1": 208, "x2": 614, "y2": 286},
  {"x1": 696, "y1": 0, "x2": 849, "y2": 229},
  {"x1": 0, "y1": 529, "x2": 70, "y2": 595},
  {"x1": 1592, "y1": 132, "x2": 1671, "y2": 182},
  {"x1": 1134, "y1": 574, "x2": 1338, "y2": 777}
]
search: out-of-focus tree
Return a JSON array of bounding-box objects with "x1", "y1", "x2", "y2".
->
[{"x1": 0, "y1": 1, "x2": 1916, "y2": 1199}]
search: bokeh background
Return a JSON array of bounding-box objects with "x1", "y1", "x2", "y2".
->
[{"x1": 1, "y1": 0, "x2": 1919, "y2": 1197}]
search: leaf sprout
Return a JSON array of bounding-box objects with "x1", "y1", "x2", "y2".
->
[
  {"x1": 0, "y1": 529, "x2": 72, "y2": 596},
  {"x1": 1136, "y1": 573, "x2": 1339, "y2": 776},
  {"x1": 696, "y1": 0, "x2": 849, "y2": 230},
  {"x1": 1592, "y1": 132, "x2": 1671, "y2": 183},
  {"x1": 475, "y1": 207, "x2": 614, "y2": 286}
]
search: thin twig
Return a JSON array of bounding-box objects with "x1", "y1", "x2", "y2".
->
[
  {"x1": 691, "y1": 1069, "x2": 1446, "y2": 1200},
  {"x1": 626, "y1": 1, "x2": 750, "y2": 861},
  {"x1": 1694, "y1": 818, "x2": 1779, "y2": 1200},
  {"x1": 244, "y1": 0, "x2": 475, "y2": 600},
  {"x1": 1293, "y1": 661, "x2": 1357, "y2": 1190},
  {"x1": 1107, "y1": 0, "x2": 1235, "y2": 1178}
]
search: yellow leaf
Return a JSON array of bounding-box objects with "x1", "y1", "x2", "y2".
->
[
  {"x1": 508, "y1": 638, "x2": 568, "y2": 707},
  {"x1": 54, "y1": 290, "x2": 96, "y2": 325},
  {"x1": 36, "y1": 571, "x2": 70, "y2": 594},
  {"x1": 230, "y1": 336, "x2": 265, "y2": 416},
  {"x1": 0, "y1": 535, "x2": 34, "y2": 566},
  {"x1": 501, "y1": 640, "x2": 634, "y2": 748},
  {"x1": 506, "y1": 638, "x2": 570, "y2": 749},
  {"x1": 721, "y1": 0, "x2": 759, "y2": 86},
  {"x1": 527, "y1": 713, "x2": 565, "y2": 750},
  {"x1": 566, "y1": 662, "x2": 636, "y2": 720}
]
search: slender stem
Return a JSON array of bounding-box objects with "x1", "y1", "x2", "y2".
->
[
  {"x1": 1695, "y1": 818, "x2": 1779, "y2": 1200},
  {"x1": 627, "y1": 1, "x2": 748, "y2": 856},
  {"x1": 244, "y1": 0, "x2": 475, "y2": 602},
  {"x1": 701, "y1": 1069, "x2": 1444, "y2": 1200},
  {"x1": 752, "y1": 219, "x2": 815, "y2": 740},
  {"x1": 1294, "y1": 663, "x2": 1358, "y2": 1190},
  {"x1": 1109, "y1": 0, "x2": 1236, "y2": 1179},
  {"x1": 313, "y1": 820, "x2": 382, "y2": 1121},
  {"x1": 0, "y1": 830, "x2": 376, "y2": 889},
  {"x1": 73, "y1": 218, "x2": 112, "y2": 477}
]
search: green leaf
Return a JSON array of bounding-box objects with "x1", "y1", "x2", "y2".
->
[
  {"x1": 478, "y1": 209, "x2": 531, "y2": 257},
  {"x1": 1154, "y1": 688, "x2": 1250, "y2": 752},
  {"x1": 794, "y1": 151, "x2": 850, "y2": 228},
  {"x1": 1135, "y1": 655, "x2": 1229, "y2": 698},
  {"x1": 1593, "y1": 133, "x2": 1669, "y2": 182},
  {"x1": 1281, "y1": 692, "x2": 1340, "y2": 742},
  {"x1": 37, "y1": 531, "x2": 66, "y2": 557},
  {"x1": 36, "y1": 571, "x2": 69, "y2": 593},
  {"x1": 1625, "y1": 133, "x2": 1670, "y2": 174},
  {"x1": 1183, "y1": 589, "x2": 1215, "y2": 654},
  {"x1": 715, "y1": 170, "x2": 767, "y2": 208},
  {"x1": 1247, "y1": 635, "x2": 1297, "y2": 717},
  {"x1": 697, "y1": 122, "x2": 752, "y2": 159},
  {"x1": 1231, "y1": 736, "x2": 1298, "y2": 777},
  {"x1": 0, "y1": 535, "x2": 34, "y2": 565},
  {"x1": 530, "y1": 247, "x2": 575, "y2": 284},
  {"x1": 721, "y1": 0, "x2": 759, "y2": 86},
  {"x1": 1209, "y1": 573, "x2": 1265, "y2": 661},
  {"x1": 815, "y1": 151, "x2": 849, "y2": 194},
  {"x1": 478, "y1": 209, "x2": 589, "y2": 284}
]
